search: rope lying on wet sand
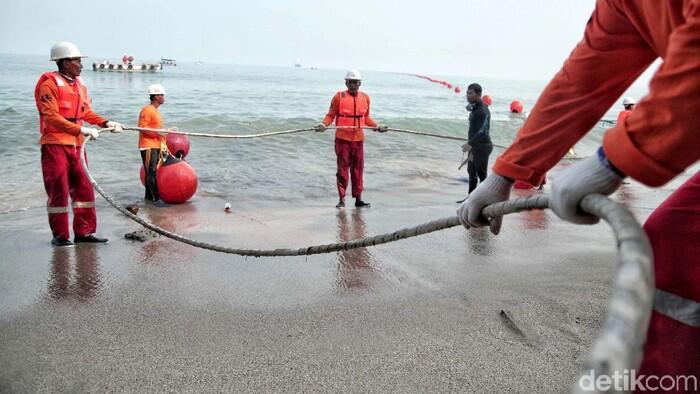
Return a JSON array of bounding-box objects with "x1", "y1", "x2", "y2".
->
[{"x1": 83, "y1": 130, "x2": 652, "y2": 394}]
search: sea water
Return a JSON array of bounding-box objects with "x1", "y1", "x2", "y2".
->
[{"x1": 0, "y1": 54, "x2": 638, "y2": 213}]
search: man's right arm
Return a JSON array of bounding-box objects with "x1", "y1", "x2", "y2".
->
[{"x1": 321, "y1": 94, "x2": 339, "y2": 127}]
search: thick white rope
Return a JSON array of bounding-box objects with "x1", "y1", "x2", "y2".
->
[{"x1": 82, "y1": 129, "x2": 651, "y2": 393}]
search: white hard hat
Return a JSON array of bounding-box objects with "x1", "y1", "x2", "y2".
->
[
  {"x1": 50, "y1": 41, "x2": 85, "y2": 61},
  {"x1": 623, "y1": 97, "x2": 636, "y2": 106},
  {"x1": 345, "y1": 69, "x2": 362, "y2": 81},
  {"x1": 148, "y1": 84, "x2": 166, "y2": 95}
]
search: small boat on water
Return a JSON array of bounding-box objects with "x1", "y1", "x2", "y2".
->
[
  {"x1": 92, "y1": 54, "x2": 167, "y2": 73},
  {"x1": 160, "y1": 57, "x2": 177, "y2": 67},
  {"x1": 92, "y1": 61, "x2": 162, "y2": 73}
]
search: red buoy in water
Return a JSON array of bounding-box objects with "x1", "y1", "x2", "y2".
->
[
  {"x1": 510, "y1": 100, "x2": 524, "y2": 113},
  {"x1": 446, "y1": 83, "x2": 452, "y2": 89},
  {"x1": 454, "y1": 86, "x2": 461, "y2": 93},
  {"x1": 166, "y1": 133, "x2": 190, "y2": 159},
  {"x1": 138, "y1": 157, "x2": 198, "y2": 204},
  {"x1": 157, "y1": 159, "x2": 198, "y2": 204},
  {"x1": 482, "y1": 95, "x2": 492, "y2": 106}
]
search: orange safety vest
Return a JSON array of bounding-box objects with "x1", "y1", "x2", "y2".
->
[
  {"x1": 34, "y1": 72, "x2": 90, "y2": 146},
  {"x1": 335, "y1": 91, "x2": 370, "y2": 142},
  {"x1": 616, "y1": 109, "x2": 631, "y2": 125}
]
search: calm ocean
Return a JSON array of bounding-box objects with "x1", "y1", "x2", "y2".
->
[{"x1": 0, "y1": 53, "x2": 633, "y2": 213}]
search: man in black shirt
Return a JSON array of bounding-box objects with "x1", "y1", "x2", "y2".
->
[{"x1": 459, "y1": 83, "x2": 493, "y2": 202}]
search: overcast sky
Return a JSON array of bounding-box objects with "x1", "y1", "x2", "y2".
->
[{"x1": 1, "y1": 0, "x2": 642, "y2": 82}]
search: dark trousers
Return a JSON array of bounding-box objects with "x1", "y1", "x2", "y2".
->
[
  {"x1": 467, "y1": 145, "x2": 493, "y2": 193},
  {"x1": 335, "y1": 139, "x2": 364, "y2": 200},
  {"x1": 140, "y1": 148, "x2": 161, "y2": 201}
]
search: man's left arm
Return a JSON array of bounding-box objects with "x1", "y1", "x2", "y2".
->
[
  {"x1": 81, "y1": 98, "x2": 108, "y2": 128},
  {"x1": 364, "y1": 95, "x2": 378, "y2": 128}
]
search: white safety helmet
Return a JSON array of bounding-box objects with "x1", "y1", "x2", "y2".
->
[
  {"x1": 622, "y1": 97, "x2": 636, "y2": 106},
  {"x1": 148, "y1": 84, "x2": 166, "y2": 95},
  {"x1": 50, "y1": 41, "x2": 85, "y2": 61},
  {"x1": 345, "y1": 69, "x2": 362, "y2": 81}
]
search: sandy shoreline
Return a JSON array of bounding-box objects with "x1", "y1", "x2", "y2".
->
[{"x1": 1, "y1": 164, "x2": 695, "y2": 392}]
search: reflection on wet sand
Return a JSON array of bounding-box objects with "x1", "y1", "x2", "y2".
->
[
  {"x1": 47, "y1": 245, "x2": 102, "y2": 301},
  {"x1": 336, "y1": 209, "x2": 377, "y2": 291},
  {"x1": 467, "y1": 227, "x2": 494, "y2": 256},
  {"x1": 519, "y1": 209, "x2": 548, "y2": 230},
  {"x1": 133, "y1": 203, "x2": 200, "y2": 265}
]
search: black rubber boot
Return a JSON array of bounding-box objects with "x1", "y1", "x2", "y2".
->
[
  {"x1": 51, "y1": 237, "x2": 74, "y2": 247},
  {"x1": 355, "y1": 200, "x2": 371, "y2": 208},
  {"x1": 336, "y1": 200, "x2": 345, "y2": 209},
  {"x1": 74, "y1": 234, "x2": 109, "y2": 244}
]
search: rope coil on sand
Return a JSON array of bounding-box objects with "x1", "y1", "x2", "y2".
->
[{"x1": 83, "y1": 129, "x2": 651, "y2": 394}]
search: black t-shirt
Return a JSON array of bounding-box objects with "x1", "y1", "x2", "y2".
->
[{"x1": 467, "y1": 101, "x2": 492, "y2": 148}]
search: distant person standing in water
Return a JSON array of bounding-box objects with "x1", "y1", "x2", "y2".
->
[
  {"x1": 34, "y1": 41, "x2": 124, "y2": 247},
  {"x1": 138, "y1": 84, "x2": 169, "y2": 207},
  {"x1": 458, "y1": 83, "x2": 493, "y2": 203},
  {"x1": 616, "y1": 96, "x2": 636, "y2": 124},
  {"x1": 315, "y1": 69, "x2": 387, "y2": 209}
]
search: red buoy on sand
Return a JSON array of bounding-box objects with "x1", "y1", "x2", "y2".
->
[
  {"x1": 482, "y1": 95, "x2": 492, "y2": 106},
  {"x1": 166, "y1": 133, "x2": 191, "y2": 159},
  {"x1": 139, "y1": 157, "x2": 198, "y2": 204},
  {"x1": 157, "y1": 159, "x2": 198, "y2": 204},
  {"x1": 510, "y1": 100, "x2": 524, "y2": 113}
]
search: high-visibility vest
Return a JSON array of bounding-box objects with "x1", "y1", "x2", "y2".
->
[
  {"x1": 335, "y1": 91, "x2": 370, "y2": 142},
  {"x1": 616, "y1": 109, "x2": 632, "y2": 124},
  {"x1": 34, "y1": 72, "x2": 90, "y2": 146}
]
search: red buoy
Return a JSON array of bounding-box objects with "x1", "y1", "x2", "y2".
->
[
  {"x1": 138, "y1": 157, "x2": 198, "y2": 204},
  {"x1": 482, "y1": 95, "x2": 492, "y2": 106},
  {"x1": 454, "y1": 86, "x2": 461, "y2": 93},
  {"x1": 157, "y1": 159, "x2": 198, "y2": 204},
  {"x1": 446, "y1": 83, "x2": 452, "y2": 89},
  {"x1": 166, "y1": 133, "x2": 191, "y2": 159},
  {"x1": 510, "y1": 100, "x2": 524, "y2": 113},
  {"x1": 139, "y1": 165, "x2": 146, "y2": 186}
]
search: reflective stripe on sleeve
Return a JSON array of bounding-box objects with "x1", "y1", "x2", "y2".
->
[{"x1": 654, "y1": 289, "x2": 700, "y2": 328}]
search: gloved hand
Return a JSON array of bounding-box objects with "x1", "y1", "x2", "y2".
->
[
  {"x1": 550, "y1": 149, "x2": 623, "y2": 224},
  {"x1": 81, "y1": 127, "x2": 100, "y2": 140},
  {"x1": 462, "y1": 142, "x2": 471, "y2": 153},
  {"x1": 314, "y1": 123, "x2": 327, "y2": 132},
  {"x1": 456, "y1": 174, "x2": 513, "y2": 234},
  {"x1": 105, "y1": 121, "x2": 124, "y2": 133},
  {"x1": 374, "y1": 125, "x2": 388, "y2": 133},
  {"x1": 164, "y1": 126, "x2": 179, "y2": 136}
]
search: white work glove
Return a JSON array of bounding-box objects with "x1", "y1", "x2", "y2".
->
[
  {"x1": 314, "y1": 123, "x2": 327, "y2": 132},
  {"x1": 550, "y1": 150, "x2": 623, "y2": 225},
  {"x1": 374, "y1": 125, "x2": 388, "y2": 133},
  {"x1": 165, "y1": 126, "x2": 179, "y2": 136},
  {"x1": 462, "y1": 142, "x2": 471, "y2": 153},
  {"x1": 80, "y1": 126, "x2": 100, "y2": 140},
  {"x1": 457, "y1": 174, "x2": 513, "y2": 234},
  {"x1": 105, "y1": 121, "x2": 124, "y2": 133}
]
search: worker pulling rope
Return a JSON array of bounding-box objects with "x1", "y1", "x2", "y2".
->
[{"x1": 82, "y1": 129, "x2": 652, "y2": 394}]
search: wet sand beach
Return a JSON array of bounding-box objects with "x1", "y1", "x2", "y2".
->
[{"x1": 2, "y1": 162, "x2": 694, "y2": 392}]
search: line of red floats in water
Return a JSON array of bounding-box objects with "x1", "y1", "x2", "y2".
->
[{"x1": 408, "y1": 73, "x2": 525, "y2": 113}]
